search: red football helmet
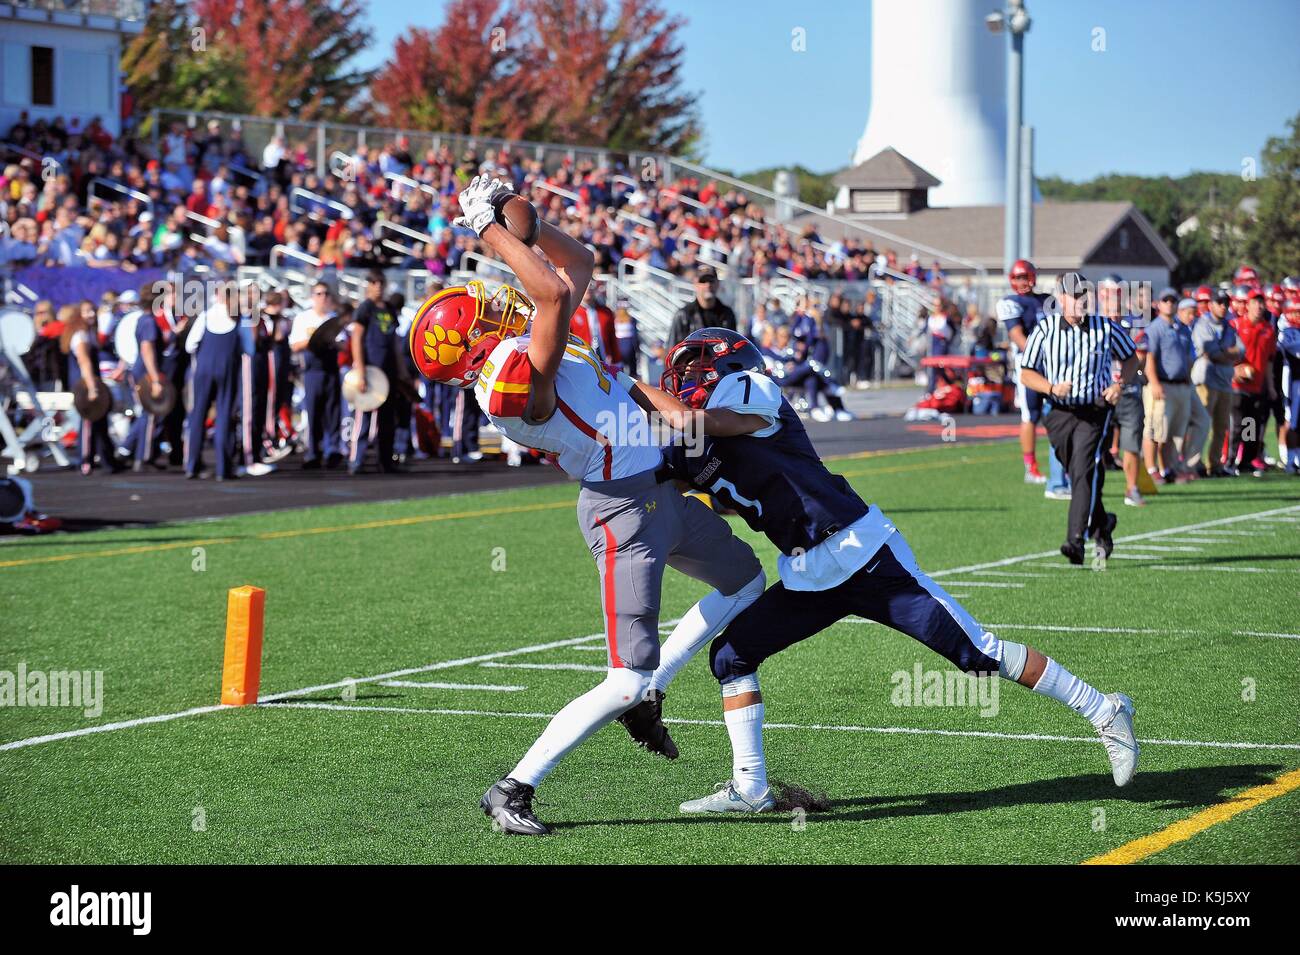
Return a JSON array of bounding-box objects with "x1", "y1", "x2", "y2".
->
[
  {"x1": 1233, "y1": 265, "x2": 1260, "y2": 288},
  {"x1": 1008, "y1": 259, "x2": 1036, "y2": 295},
  {"x1": 1266, "y1": 283, "x2": 1284, "y2": 307},
  {"x1": 1283, "y1": 276, "x2": 1300, "y2": 306},
  {"x1": 408, "y1": 280, "x2": 533, "y2": 387}
]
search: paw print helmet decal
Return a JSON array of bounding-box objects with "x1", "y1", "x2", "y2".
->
[{"x1": 408, "y1": 280, "x2": 535, "y2": 387}]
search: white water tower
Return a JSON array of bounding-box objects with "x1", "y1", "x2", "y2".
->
[{"x1": 852, "y1": 0, "x2": 1007, "y2": 207}]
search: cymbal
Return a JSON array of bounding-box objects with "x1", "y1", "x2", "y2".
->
[
  {"x1": 73, "y1": 378, "x2": 112, "y2": 422},
  {"x1": 136, "y1": 378, "x2": 178, "y2": 417},
  {"x1": 307, "y1": 314, "x2": 347, "y2": 352},
  {"x1": 342, "y1": 365, "x2": 390, "y2": 413}
]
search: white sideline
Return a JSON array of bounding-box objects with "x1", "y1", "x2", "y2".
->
[
  {"x1": 263, "y1": 701, "x2": 1300, "y2": 752},
  {"x1": 3, "y1": 504, "x2": 1297, "y2": 755}
]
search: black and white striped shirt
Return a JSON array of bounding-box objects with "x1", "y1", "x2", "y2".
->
[{"x1": 1019, "y1": 313, "x2": 1137, "y2": 406}]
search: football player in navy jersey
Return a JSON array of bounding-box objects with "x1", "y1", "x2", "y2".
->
[
  {"x1": 997, "y1": 260, "x2": 1054, "y2": 485},
  {"x1": 622, "y1": 328, "x2": 1140, "y2": 814}
]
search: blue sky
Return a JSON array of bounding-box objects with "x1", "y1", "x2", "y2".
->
[{"x1": 356, "y1": 0, "x2": 1300, "y2": 180}]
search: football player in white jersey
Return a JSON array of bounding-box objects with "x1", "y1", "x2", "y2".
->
[{"x1": 407, "y1": 177, "x2": 765, "y2": 834}]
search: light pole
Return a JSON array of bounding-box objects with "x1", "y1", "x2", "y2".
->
[{"x1": 987, "y1": 0, "x2": 1031, "y2": 271}]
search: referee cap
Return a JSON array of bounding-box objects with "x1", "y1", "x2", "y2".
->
[{"x1": 1057, "y1": 271, "x2": 1090, "y2": 298}]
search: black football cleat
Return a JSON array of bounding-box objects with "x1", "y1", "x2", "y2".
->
[
  {"x1": 616, "y1": 690, "x2": 679, "y2": 760},
  {"x1": 1060, "y1": 540, "x2": 1085, "y2": 565},
  {"x1": 481, "y1": 778, "x2": 550, "y2": 835},
  {"x1": 1096, "y1": 512, "x2": 1118, "y2": 558}
]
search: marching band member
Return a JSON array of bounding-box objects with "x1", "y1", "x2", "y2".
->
[
  {"x1": 289, "y1": 281, "x2": 343, "y2": 469},
  {"x1": 184, "y1": 282, "x2": 243, "y2": 480},
  {"x1": 239, "y1": 285, "x2": 275, "y2": 476},
  {"x1": 128, "y1": 280, "x2": 188, "y2": 470},
  {"x1": 60, "y1": 303, "x2": 121, "y2": 475},
  {"x1": 347, "y1": 270, "x2": 402, "y2": 474},
  {"x1": 262, "y1": 291, "x2": 295, "y2": 454}
]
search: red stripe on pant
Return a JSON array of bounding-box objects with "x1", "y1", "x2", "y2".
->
[
  {"x1": 555, "y1": 397, "x2": 613, "y2": 480},
  {"x1": 595, "y1": 516, "x2": 622, "y2": 668}
]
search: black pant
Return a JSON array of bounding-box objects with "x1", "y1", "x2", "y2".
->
[
  {"x1": 1230, "y1": 391, "x2": 1269, "y2": 466},
  {"x1": 1045, "y1": 404, "x2": 1113, "y2": 545}
]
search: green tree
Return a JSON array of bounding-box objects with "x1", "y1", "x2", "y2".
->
[
  {"x1": 1245, "y1": 113, "x2": 1300, "y2": 280},
  {"x1": 121, "y1": 0, "x2": 250, "y2": 133}
]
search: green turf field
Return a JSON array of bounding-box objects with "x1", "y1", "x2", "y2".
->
[{"x1": 2, "y1": 439, "x2": 1298, "y2": 864}]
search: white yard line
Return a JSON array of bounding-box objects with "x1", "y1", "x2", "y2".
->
[
  {"x1": 1107, "y1": 553, "x2": 1162, "y2": 560},
  {"x1": 380, "y1": 681, "x2": 527, "y2": 692},
  {"x1": 931, "y1": 503, "x2": 1300, "y2": 578},
  {"x1": 4, "y1": 506, "x2": 1296, "y2": 755},
  {"x1": 480, "y1": 662, "x2": 607, "y2": 673},
  {"x1": 936, "y1": 580, "x2": 1025, "y2": 588},
  {"x1": 1236, "y1": 631, "x2": 1300, "y2": 641},
  {"x1": 264, "y1": 701, "x2": 1300, "y2": 752},
  {"x1": 1188, "y1": 529, "x2": 1277, "y2": 537},
  {"x1": 984, "y1": 624, "x2": 1195, "y2": 635},
  {"x1": 1146, "y1": 565, "x2": 1300, "y2": 574},
  {"x1": 1120, "y1": 544, "x2": 1204, "y2": 553},
  {"x1": 968, "y1": 571, "x2": 1055, "y2": 578}
]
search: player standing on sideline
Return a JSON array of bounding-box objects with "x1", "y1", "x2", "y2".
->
[
  {"x1": 408, "y1": 178, "x2": 765, "y2": 835},
  {"x1": 996, "y1": 260, "x2": 1053, "y2": 487},
  {"x1": 1099, "y1": 275, "x2": 1148, "y2": 506},
  {"x1": 618, "y1": 327, "x2": 1139, "y2": 814},
  {"x1": 1278, "y1": 296, "x2": 1300, "y2": 474}
]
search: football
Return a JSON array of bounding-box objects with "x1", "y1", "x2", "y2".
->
[{"x1": 492, "y1": 192, "x2": 540, "y2": 246}]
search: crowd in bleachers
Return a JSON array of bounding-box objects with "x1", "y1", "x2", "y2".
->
[{"x1": 1, "y1": 112, "x2": 956, "y2": 307}]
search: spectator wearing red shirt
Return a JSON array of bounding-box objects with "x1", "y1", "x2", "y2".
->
[{"x1": 1229, "y1": 289, "x2": 1278, "y2": 475}]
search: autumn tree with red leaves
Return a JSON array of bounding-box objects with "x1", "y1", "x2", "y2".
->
[
  {"x1": 193, "y1": 0, "x2": 373, "y2": 119},
  {"x1": 370, "y1": 0, "x2": 698, "y2": 153},
  {"x1": 369, "y1": 0, "x2": 533, "y2": 136}
]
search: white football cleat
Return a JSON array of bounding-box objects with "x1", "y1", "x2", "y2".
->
[
  {"x1": 680, "y1": 781, "x2": 776, "y2": 814},
  {"x1": 1097, "y1": 692, "x2": 1139, "y2": 787}
]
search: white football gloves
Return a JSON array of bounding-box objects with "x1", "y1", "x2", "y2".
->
[{"x1": 455, "y1": 175, "x2": 512, "y2": 236}]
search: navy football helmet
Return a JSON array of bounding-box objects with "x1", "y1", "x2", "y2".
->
[{"x1": 661, "y1": 327, "x2": 767, "y2": 408}]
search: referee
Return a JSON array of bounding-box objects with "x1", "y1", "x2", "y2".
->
[{"x1": 1019, "y1": 273, "x2": 1139, "y2": 566}]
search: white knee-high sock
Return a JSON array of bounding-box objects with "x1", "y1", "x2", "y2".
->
[
  {"x1": 1032, "y1": 657, "x2": 1114, "y2": 728},
  {"x1": 510, "y1": 667, "x2": 650, "y2": 787},
  {"x1": 650, "y1": 570, "x2": 765, "y2": 694},
  {"x1": 722, "y1": 674, "x2": 768, "y2": 798}
]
